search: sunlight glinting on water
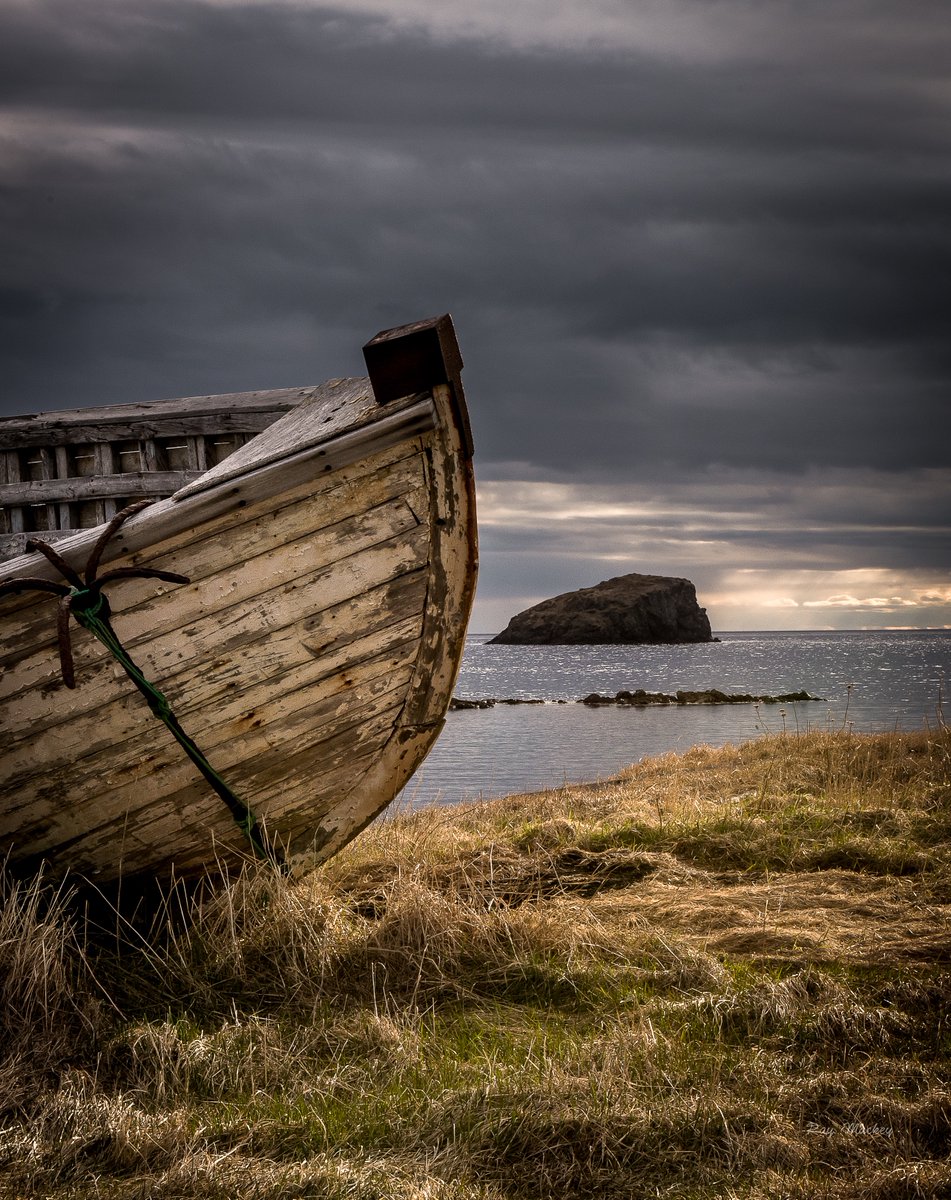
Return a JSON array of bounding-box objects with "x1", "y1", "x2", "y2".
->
[{"x1": 399, "y1": 631, "x2": 950, "y2": 808}]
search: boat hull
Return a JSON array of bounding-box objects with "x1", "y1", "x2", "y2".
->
[{"x1": 0, "y1": 338, "x2": 476, "y2": 881}]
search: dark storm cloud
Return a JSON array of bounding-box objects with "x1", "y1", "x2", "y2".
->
[
  {"x1": 1, "y1": 0, "x2": 949, "y2": 625},
  {"x1": 2, "y1": 0, "x2": 946, "y2": 150},
  {"x1": 3, "y1": 4, "x2": 949, "y2": 407}
]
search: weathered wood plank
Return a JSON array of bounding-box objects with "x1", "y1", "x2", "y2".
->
[
  {"x1": 0, "y1": 387, "x2": 315, "y2": 449},
  {"x1": 0, "y1": 452, "x2": 18, "y2": 487},
  {"x1": 0, "y1": 530, "x2": 78, "y2": 559},
  {"x1": 0, "y1": 414, "x2": 297, "y2": 449},
  {"x1": 0, "y1": 437, "x2": 422, "y2": 635},
  {"x1": 1, "y1": 566, "x2": 429, "y2": 765},
  {"x1": 53, "y1": 446, "x2": 71, "y2": 531},
  {"x1": 114, "y1": 695, "x2": 400, "y2": 852},
  {"x1": 0, "y1": 475, "x2": 429, "y2": 816},
  {"x1": 130, "y1": 448, "x2": 424, "y2": 581},
  {"x1": 0, "y1": 472, "x2": 198, "y2": 505},
  {"x1": 174, "y1": 387, "x2": 427, "y2": 498},
  {"x1": 130, "y1": 687, "x2": 405, "y2": 844},
  {"x1": 120, "y1": 439, "x2": 422, "y2": 577},
  {"x1": 1, "y1": 609, "x2": 424, "y2": 789},
  {"x1": 54, "y1": 711, "x2": 396, "y2": 878},
  {"x1": 30, "y1": 447, "x2": 57, "y2": 534},
  {"x1": 8, "y1": 692, "x2": 402, "y2": 878},
  {"x1": 0, "y1": 400, "x2": 434, "y2": 587},
  {"x1": 5, "y1": 661, "x2": 416, "y2": 872},
  {"x1": 5, "y1": 643, "x2": 416, "y2": 833},
  {"x1": 4, "y1": 643, "x2": 419, "y2": 849},
  {"x1": 0, "y1": 474, "x2": 429, "y2": 696},
  {"x1": 172, "y1": 379, "x2": 376, "y2": 495},
  {"x1": 0, "y1": 578, "x2": 426, "y2": 778},
  {"x1": 0, "y1": 440, "x2": 426, "y2": 652}
]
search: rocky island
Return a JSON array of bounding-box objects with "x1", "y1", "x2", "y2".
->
[{"x1": 488, "y1": 572, "x2": 714, "y2": 645}]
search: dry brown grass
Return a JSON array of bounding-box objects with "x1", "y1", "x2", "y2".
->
[{"x1": 0, "y1": 728, "x2": 948, "y2": 1198}]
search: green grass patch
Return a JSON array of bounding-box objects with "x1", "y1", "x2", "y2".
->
[{"x1": 1, "y1": 729, "x2": 949, "y2": 1199}]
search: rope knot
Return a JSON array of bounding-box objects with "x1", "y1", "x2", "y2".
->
[{"x1": 68, "y1": 586, "x2": 109, "y2": 622}]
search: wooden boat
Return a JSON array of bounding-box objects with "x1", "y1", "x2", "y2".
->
[{"x1": 0, "y1": 315, "x2": 477, "y2": 881}]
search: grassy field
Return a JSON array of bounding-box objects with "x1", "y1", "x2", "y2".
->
[{"x1": 0, "y1": 727, "x2": 949, "y2": 1199}]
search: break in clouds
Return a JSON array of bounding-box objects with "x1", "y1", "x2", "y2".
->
[{"x1": 1, "y1": 0, "x2": 949, "y2": 628}]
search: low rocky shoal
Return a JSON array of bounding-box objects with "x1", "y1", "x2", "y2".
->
[{"x1": 450, "y1": 689, "x2": 821, "y2": 710}]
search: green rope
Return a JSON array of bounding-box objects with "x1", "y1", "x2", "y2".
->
[{"x1": 69, "y1": 587, "x2": 281, "y2": 867}]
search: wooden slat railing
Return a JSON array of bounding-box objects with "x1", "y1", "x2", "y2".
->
[{"x1": 0, "y1": 388, "x2": 311, "y2": 561}]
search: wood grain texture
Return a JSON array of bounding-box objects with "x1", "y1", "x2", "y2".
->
[
  {"x1": 0, "y1": 398, "x2": 436, "y2": 585},
  {"x1": 0, "y1": 450, "x2": 426, "y2": 705},
  {"x1": 0, "y1": 387, "x2": 309, "y2": 447},
  {"x1": 0, "y1": 366, "x2": 477, "y2": 882},
  {"x1": 0, "y1": 386, "x2": 311, "y2": 562},
  {"x1": 1, "y1": 472, "x2": 197, "y2": 505}
]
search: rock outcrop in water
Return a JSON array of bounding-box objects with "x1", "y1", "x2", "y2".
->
[
  {"x1": 579, "y1": 689, "x2": 819, "y2": 706},
  {"x1": 449, "y1": 690, "x2": 820, "y2": 710},
  {"x1": 488, "y1": 573, "x2": 713, "y2": 645}
]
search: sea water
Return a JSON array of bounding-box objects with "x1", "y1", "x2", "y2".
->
[{"x1": 401, "y1": 630, "x2": 950, "y2": 807}]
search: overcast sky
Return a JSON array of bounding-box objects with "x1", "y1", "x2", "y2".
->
[{"x1": 2, "y1": 0, "x2": 949, "y2": 631}]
